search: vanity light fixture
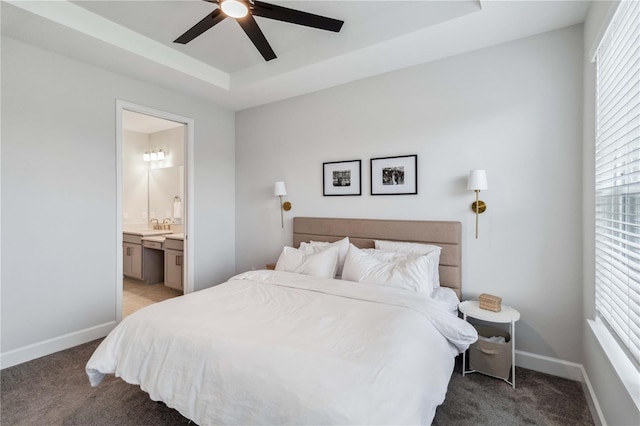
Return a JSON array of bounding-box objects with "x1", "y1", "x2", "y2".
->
[
  {"x1": 467, "y1": 170, "x2": 488, "y2": 239},
  {"x1": 274, "y1": 181, "x2": 292, "y2": 228},
  {"x1": 143, "y1": 150, "x2": 166, "y2": 162}
]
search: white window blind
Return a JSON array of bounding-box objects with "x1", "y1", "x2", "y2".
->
[{"x1": 595, "y1": 0, "x2": 640, "y2": 366}]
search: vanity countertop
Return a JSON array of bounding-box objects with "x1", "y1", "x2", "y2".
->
[
  {"x1": 141, "y1": 235, "x2": 167, "y2": 243},
  {"x1": 165, "y1": 233, "x2": 184, "y2": 240},
  {"x1": 123, "y1": 230, "x2": 173, "y2": 237}
]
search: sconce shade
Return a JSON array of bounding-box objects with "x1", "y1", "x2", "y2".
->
[
  {"x1": 274, "y1": 181, "x2": 287, "y2": 196},
  {"x1": 150, "y1": 151, "x2": 158, "y2": 161},
  {"x1": 157, "y1": 149, "x2": 165, "y2": 160},
  {"x1": 143, "y1": 152, "x2": 150, "y2": 162},
  {"x1": 467, "y1": 170, "x2": 488, "y2": 191}
]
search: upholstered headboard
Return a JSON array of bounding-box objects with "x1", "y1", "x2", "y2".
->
[{"x1": 293, "y1": 217, "x2": 462, "y2": 298}]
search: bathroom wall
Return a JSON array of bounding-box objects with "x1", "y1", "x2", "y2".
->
[
  {"x1": 122, "y1": 129, "x2": 149, "y2": 225},
  {"x1": 148, "y1": 126, "x2": 185, "y2": 170}
]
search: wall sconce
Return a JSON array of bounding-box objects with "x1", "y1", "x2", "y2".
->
[
  {"x1": 274, "y1": 181, "x2": 292, "y2": 228},
  {"x1": 157, "y1": 149, "x2": 165, "y2": 160},
  {"x1": 150, "y1": 151, "x2": 158, "y2": 161},
  {"x1": 467, "y1": 170, "x2": 488, "y2": 239},
  {"x1": 143, "y1": 152, "x2": 150, "y2": 162}
]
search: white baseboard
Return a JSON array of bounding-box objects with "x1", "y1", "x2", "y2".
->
[
  {"x1": 579, "y1": 365, "x2": 607, "y2": 426},
  {"x1": 515, "y1": 349, "x2": 584, "y2": 381},
  {"x1": 515, "y1": 350, "x2": 606, "y2": 425},
  {"x1": 0, "y1": 321, "x2": 116, "y2": 369}
]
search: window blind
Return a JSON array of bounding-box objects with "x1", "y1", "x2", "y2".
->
[{"x1": 595, "y1": 0, "x2": 640, "y2": 366}]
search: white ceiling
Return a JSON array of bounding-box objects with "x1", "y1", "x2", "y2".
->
[{"x1": 1, "y1": 1, "x2": 590, "y2": 111}]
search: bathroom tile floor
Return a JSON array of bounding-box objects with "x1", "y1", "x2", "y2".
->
[{"x1": 123, "y1": 278, "x2": 182, "y2": 318}]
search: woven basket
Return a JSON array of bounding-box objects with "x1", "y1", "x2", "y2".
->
[{"x1": 479, "y1": 293, "x2": 502, "y2": 312}]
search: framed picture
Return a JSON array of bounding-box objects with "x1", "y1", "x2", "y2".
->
[
  {"x1": 370, "y1": 155, "x2": 417, "y2": 195},
  {"x1": 323, "y1": 160, "x2": 362, "y2": 196}
]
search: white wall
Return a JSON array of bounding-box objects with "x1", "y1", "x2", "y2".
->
[
  {"x1": 0, "y1": 36, "x2": 236, "y2": 365},
  {"x1": 236, "y1": 26, "x2": 584, "y2": 366},
  {"x1": 582, "y1": 2, "x2": 640, "y2": 424}
]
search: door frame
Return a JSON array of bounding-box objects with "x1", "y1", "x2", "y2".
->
[{"x1": 115, "y1": 100, "x2": 195, "y2": 322}]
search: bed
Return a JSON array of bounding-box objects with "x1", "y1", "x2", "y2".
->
[{"x1": 86, "y1": 217, "x2": 477, "y2": 425}]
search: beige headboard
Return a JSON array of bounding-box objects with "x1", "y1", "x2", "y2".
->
[{"x1": 293, "y1": 217, "x2": 462, "y2": 298}]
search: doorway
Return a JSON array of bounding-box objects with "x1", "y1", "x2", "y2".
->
[{"x1": 116, "y1": 101, "x2": 194, "y2": 321}]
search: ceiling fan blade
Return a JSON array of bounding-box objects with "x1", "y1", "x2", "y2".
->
[
  {"x1": 174, "y1": 8, "x2": 226, "y2": 44},
  {"x1": 252, "y1": 1, "x2": 343, "y2": 33},
  {"x1": 237, "y1": 14, "x2": 277, "y2": 61}
]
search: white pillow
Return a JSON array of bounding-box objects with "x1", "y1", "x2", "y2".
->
[
  {"x1": 275, "y1": 245, "x2": 340, "y2": 279},
  {"x1": 374, "y1": 240, "x2": 441, "y2": 255},
  {"x1": 299, "y1": 237, "x2": 350, "y2": 278},
  {"x1": 360, "y1": 248, "x2": 440, "y2": 290},
  {"x1": 341, "y1": 244, "x2": 434, "y2": 294},
  {"x1": 374, "y1": 240, "x2": 442, "y2": 289}
]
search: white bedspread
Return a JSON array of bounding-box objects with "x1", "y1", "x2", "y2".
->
[{"x1": 86, "y1": 270, "x2": 477, "y2": 425}]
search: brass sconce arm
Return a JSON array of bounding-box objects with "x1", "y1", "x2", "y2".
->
[
  {"x1": 467, "y1": 170, "x2": 488, "y2": 239},
  {"x1": 471, "y1": 190, "x2": 487, "y2": 239}
]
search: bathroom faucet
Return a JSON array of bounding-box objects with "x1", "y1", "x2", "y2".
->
[
  {"x1": 163, "y1": 218, "x2": 173, "y2": 230},
  {"x1": 150, "y1": 218, "x2": 160, "y2": 230}
]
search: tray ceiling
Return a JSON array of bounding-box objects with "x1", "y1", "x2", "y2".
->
[{"x1": 1, "y1": 1, "x2": 589, "y2": 110}]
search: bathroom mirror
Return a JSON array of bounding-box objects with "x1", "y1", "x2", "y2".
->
[
  {"x1": 149, "y1": 166, "x2": 184, "y2": 224},
  {"x1": 122, "y1": 114, "x2": 185, "y2": 226}
]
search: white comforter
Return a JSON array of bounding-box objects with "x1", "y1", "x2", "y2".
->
[{"x1": 86, "y1": 270, "x2": 477, "y2": 425}]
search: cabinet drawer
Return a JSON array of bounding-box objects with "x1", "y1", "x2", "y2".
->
[
  {"x1": 123, "y1": 233, "x2": 142, "y2": 245},
  {"x1": 164, "y1": 238, "x2": 184, "y2": 251},
  {"x1": 143, "y1": 240, "x2": 163, "y2": 250}
]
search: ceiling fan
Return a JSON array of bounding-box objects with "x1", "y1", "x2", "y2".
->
[{"x1": 174, "y1": 0, "x2": 344, "y2": 62}]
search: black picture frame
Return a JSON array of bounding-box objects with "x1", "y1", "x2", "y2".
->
[
  {"x1": 323, "y1": 160, "x2": 362, "y2": 196},
  {"x1": 370, "y1": 155, "x2": 418, "y2": 195}
]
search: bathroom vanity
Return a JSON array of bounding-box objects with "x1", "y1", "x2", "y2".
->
[{"x1": 123, "y1": 230, "x2": 175, "y2": 287}]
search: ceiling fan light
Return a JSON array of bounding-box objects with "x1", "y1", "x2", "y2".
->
[{"x1": 221, "y1": 0, "x2": 248, "y2": 18}]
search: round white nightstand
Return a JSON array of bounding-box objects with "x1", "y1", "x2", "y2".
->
[{"x1": 458, "y1": 300, "x2": 520, "y2": 388}]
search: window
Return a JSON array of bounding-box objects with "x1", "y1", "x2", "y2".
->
[{"x1": 595, "y1": 0, "x2": 640, "y2": 366}]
